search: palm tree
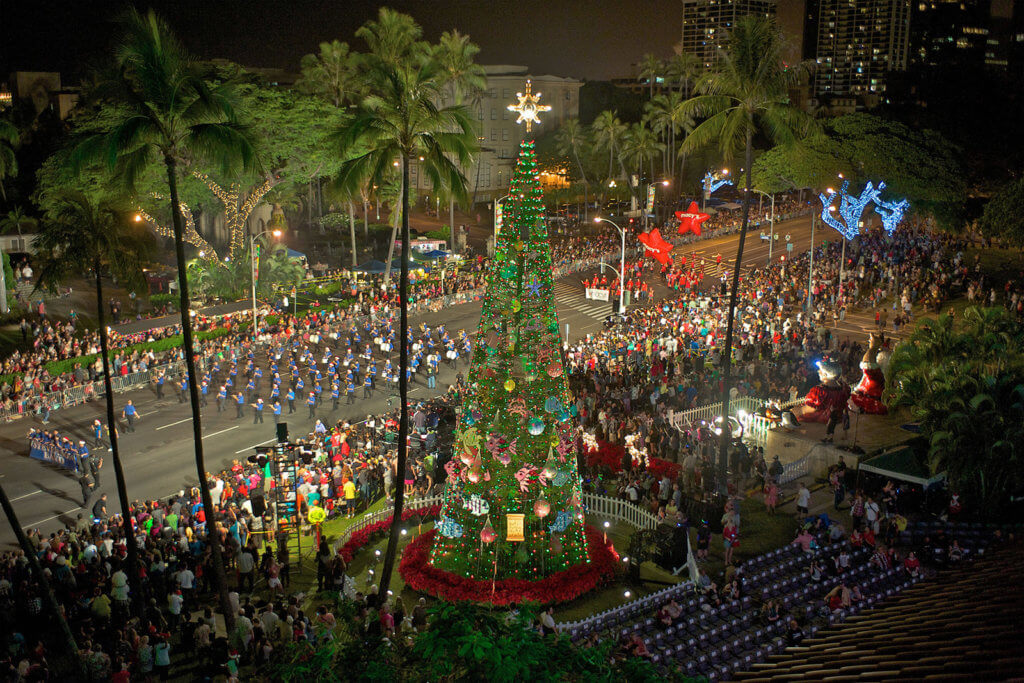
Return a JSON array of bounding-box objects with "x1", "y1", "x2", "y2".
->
[
  {"x1": 646, "y1": 92, "x2": 689, "y2": 185},
  {"x1": 296, "y1": 40, "x2": 360, "y2": 108},
  {"x1": 355, "y1": 7, "x2": 427, "y2": 66},
  {"x1": 555, "y1": 118, "x2": 590, "y2": 186},
  {"x1": 555, "y1": 118, "x2": 592, "y2": 219},
  {"x1": 666, "y1": 51, "x2": 701, "y2": 97},
  {"x1": 0, "y1": 118, "x2": 18, "y2": 202},
  {"x1": 33, "y1": 191, "x2": 152, "y2": 616},
  {"x1": 331, "y1": 42, "x2": 477, "y2": 600},
  {"x1": 0, "y1": 207, "x2": 36, "y2": 239},
  {"x1": 924, "y1": 375, "x2": 1024, "y2": 514},
  {"x1": 74, "y1": 8, "x2": 257, "y2": 633},
  {"x1": 434, "y1": 29, "x2": 486, "y2": 244},
  {"x1": 622, "y1": 122, "x2": 664, "y2": 189},
  {"x1": 677, "y1": 16, "x2": 813, "y2": 489},
  {"x1": 435, "y1": 29, "x2": 487, "y2": 106},
  {"x1": 637, "y1": 54, "x2": 663, "y2": 101},
  {"x1": 592, "y1": 110, "x2": 628, "y2": 189}
]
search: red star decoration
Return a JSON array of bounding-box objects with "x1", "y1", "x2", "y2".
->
[
  {"x1": 675, "y1": 202, "x2": 710, "y2": 237},
  {"x1": 638, "y1": 229, "x2": 673, "y2": 266}
]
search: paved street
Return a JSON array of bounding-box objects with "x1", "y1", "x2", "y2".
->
[{"x1": 0, "y1": 211, "x2": 888, "y2": 547}]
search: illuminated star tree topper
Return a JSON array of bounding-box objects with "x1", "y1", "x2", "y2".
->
[{"x1": 507, "y1": 80, "x2": 552, "y2": 133}]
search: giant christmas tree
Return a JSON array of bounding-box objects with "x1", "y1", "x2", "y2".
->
[{"x1": 428, "y1": 140, "x2": 590, "y2": 581}]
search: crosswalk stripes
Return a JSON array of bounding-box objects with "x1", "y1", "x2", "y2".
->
[{"x1": 552, "y1": 281, "x2": 610, "y2": 320}]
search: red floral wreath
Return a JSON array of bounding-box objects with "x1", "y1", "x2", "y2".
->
[{"x1": 398, "y1": 526, "x2": 617, "y2": 606}]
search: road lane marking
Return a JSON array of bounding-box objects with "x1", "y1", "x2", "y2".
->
[
  {"x1": 23, "y1": 507, "x2": 83, "y2": 529},
  {"x1": 204, "y1": 426, "x2": 239, "y2": 439},
  {"x1": 156, "y1": 418, "x2": 192, "y2": 431},
  {"x1": 235, "y1": 438, "x2": 277, "y2": 455},
  {"x1": 10, "y1": 491, "x2": 43, "y2": 502}
]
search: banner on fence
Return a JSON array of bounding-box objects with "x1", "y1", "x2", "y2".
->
[{"x1": 585, "y1": 288, "x2": 610, "y2": 302}]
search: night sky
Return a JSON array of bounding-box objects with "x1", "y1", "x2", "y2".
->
[{"x1": 3, "y1": 0, "x2": 682, "y2": 83}]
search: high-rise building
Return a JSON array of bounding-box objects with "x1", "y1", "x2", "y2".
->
[
  {"x1": 810, "y1": 0, "x2": 912, "y2": 102},
  {"x1": 679, "y1": 0, "x2": 778, "y2": 69},
  {"x1": 908, "y1": 0, "x2": 1015, "y2": 72}
]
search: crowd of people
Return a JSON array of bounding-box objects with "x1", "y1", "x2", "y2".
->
[
  {"x1": 3, "y1": 379, "x2": 459, "y2": 681},
  {"x1": 4, "y1": 198, "x2": 1019, "y2": 678}
]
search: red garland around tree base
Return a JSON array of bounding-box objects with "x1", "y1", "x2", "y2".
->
[{"x1": 400, "y1": 527, "x2": 617, "y2": 606}]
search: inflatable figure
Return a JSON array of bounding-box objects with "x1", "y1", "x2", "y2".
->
[
  {"x1": 798, "y1": 359, "x2": 850, "y2": 423},
  {"x1": 850, "y1": 333, "x2": 889, "y2": 415}
]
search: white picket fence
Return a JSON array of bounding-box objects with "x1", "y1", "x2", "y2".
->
[{"x1": 670, "y1": 395, "x2": 765, "y2": 433}]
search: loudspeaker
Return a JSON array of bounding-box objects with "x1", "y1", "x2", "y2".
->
[
  {"x1": 250, "y1": 492, "x2": 267, "y2": 517},
  {"x1": 276, "y1": 422, "x2": 288, "y2": 443}
]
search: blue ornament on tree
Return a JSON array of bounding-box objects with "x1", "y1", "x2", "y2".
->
[
  {"x1": 437, "y1": 515, "x2": 465, "y2": 538},
  {"x1": 551, "y1": 468, "x2": 570, "y2": 487},
  {"x1": 528, "y1": 417, "x2": 545, "y2": 436},
  {"x1": 548, "y1": 509, "x2": 573, "y2": 533},
  {"x1": 544, "y1": 396, "x2": 561, "y2": 413}
]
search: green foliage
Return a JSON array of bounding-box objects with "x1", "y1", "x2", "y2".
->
[
  {"x1": 148, "y1": 293, "x2": 177, "y2": 307},
  {"x1": 1, "y1": 251, "x2": 15, "y2": 310},
  {"x1": 423, "y1": 228, "x2": 450, "y2": 242},
  {"x1": 256, "y1": 601, "x2": 664, "y2": 683},
  {"x1": 977, "y1": 178, "x2": 1024, "y2": 247},
  {"x1": 886, "y1": 307, "x2": 1024, "y2": 514},
  {"x1": 752, "y1": 113, "x2": 967, "y2": 228}
]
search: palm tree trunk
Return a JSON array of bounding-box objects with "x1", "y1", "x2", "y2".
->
[
  {"x1": 94, "y1": 255, "x2": 141, "y2": 617},
  {"x1": 717, "y1": 132, "x2": 754, "y2": 492},
  {"x1": 363, "y1": 199, "x2": 369, "y2": 237},
  {"x1": 383, "y1": 176, "x2": 404, "y2": 284},
  {"x1": 163, "y1": 156, "x2": 236, "y2": 634},
  {"x1": 449, "y1": 197, "x2": 455, "y2": 249},
  {"x1": 0, "y1": 483, "x2": 83, "y2": 674},
  {"x1": 377, "y1": 154, "x2": 411, "y2": 600},
  {"x1": 348, "y1": 201, "x2": 357, "y2": 268}
]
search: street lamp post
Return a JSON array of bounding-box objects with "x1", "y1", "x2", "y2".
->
[
  {"x1": 748, "y1": 188, "x2": 776, "y2": 264},
  {"x1": 807, "y1": 210, "x2": 816, "y2": 314},
  {"x1": 594, "y1": 217, "x2": 626, "y2": 315},
  {"x1": 250, "y1": 228, "x2": 282, "y2": 343},
  {"x1": 644, "y1": 179, "x2": 670, "y2": 231}
]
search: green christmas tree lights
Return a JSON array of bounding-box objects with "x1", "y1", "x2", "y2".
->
[{"x1": 428, "y1": 140, "x2": 590, "y2": 581}]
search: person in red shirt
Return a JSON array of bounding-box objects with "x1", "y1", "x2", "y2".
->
[{"x1": 904, "y1": 551, "x2": 921, "y2": 577}]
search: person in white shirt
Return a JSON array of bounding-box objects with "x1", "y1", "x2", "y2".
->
[
  {"x1": 111, "y1": 568, "x2": 129, "y2": 605},
  {"x1": 796, "y1": 482, "x2": 812, "y2": 517}
]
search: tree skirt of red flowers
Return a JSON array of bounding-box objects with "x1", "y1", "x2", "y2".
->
[
  {"x1": 582, "y1": 437, "x2": 680, "y2": 481},
  {"x1": 398, "y1": 526, "x2": 617, "y2": 606}
]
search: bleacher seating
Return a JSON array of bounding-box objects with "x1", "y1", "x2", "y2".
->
[
  {"x1": 562, "y1": 521, "x2": 1011, "y2": 681},
  {"x1": 728, "y1": 532, "x2": 1020, "y2": 681}
]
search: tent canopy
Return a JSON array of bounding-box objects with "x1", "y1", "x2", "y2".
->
[
  {"x1": 860, "y1": 446, "x2": 946, "y2": 488},
  {"x1": 353, "y1": 259, "x2": 387, "y2": 273},
  {"x1": 286, "y1": 247, "x2": 307, "y2": 261}
]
